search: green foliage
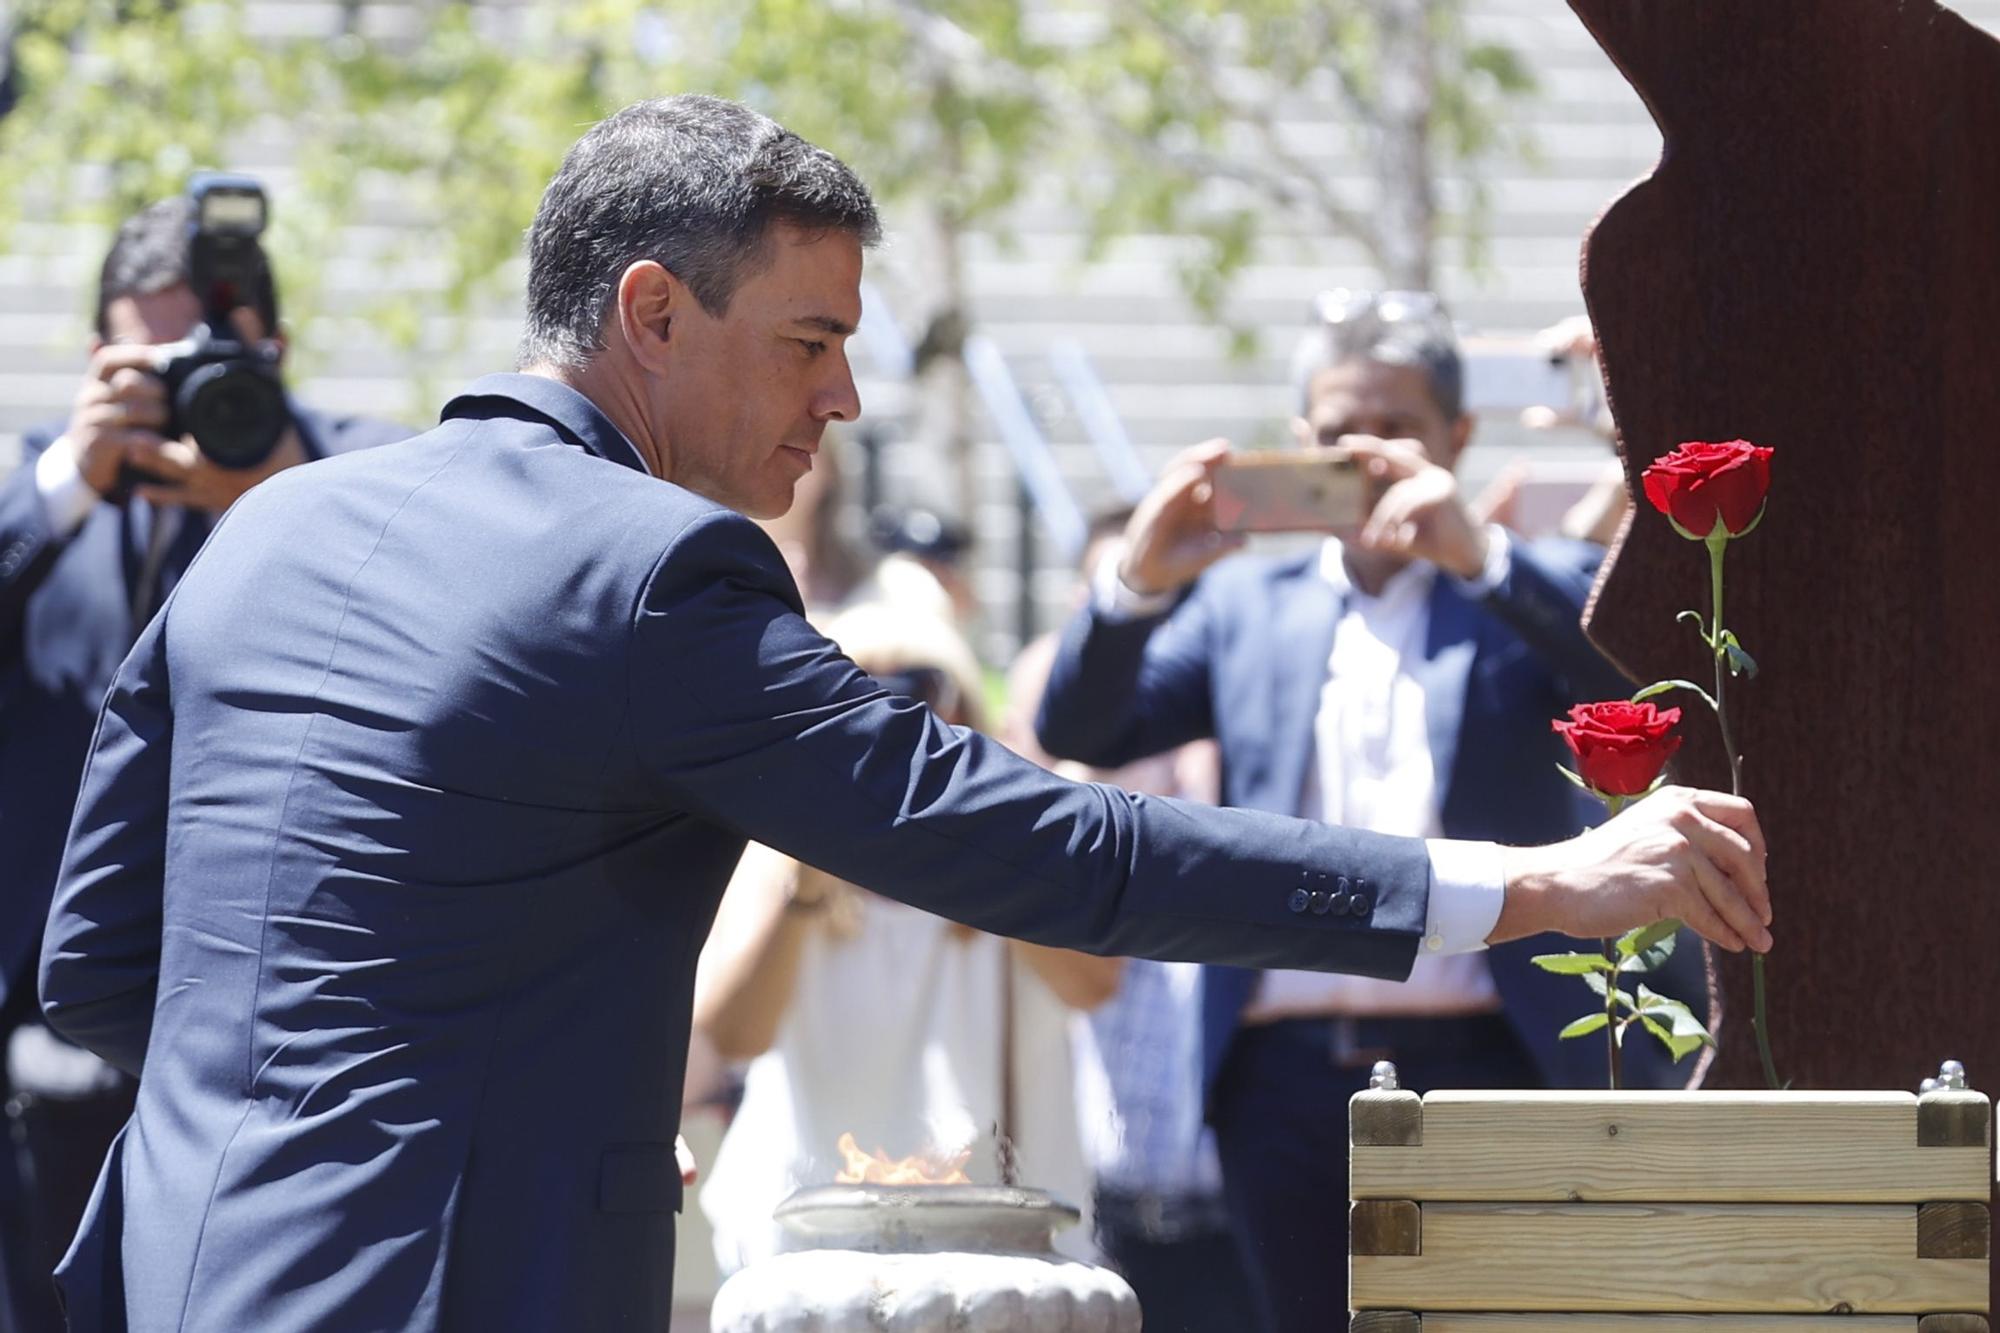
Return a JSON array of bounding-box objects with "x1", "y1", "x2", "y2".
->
[
  {"x1": 1531, "y1": 951, "x2": 1616, "y2": 976},
  {"x1": 1536, "y1": 926, "x2": 1712, "y2": 1077},
  {"x1": 0, "y1": 0, "x2": 1539, "y2": 356}
]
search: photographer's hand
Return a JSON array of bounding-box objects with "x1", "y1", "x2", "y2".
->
[
  {"x1": 56, "y1": 346, "x2": 175, "y2": 498},
  {"x1": 128, "y1": 425, "x2": 307, "y2": 514},
  {"x1": 1117, "y1": 438, "x2": 1244, "y2": 597},
  {"x1": 1346, "y1": 434, "x2": 1491, "y2": 581}
]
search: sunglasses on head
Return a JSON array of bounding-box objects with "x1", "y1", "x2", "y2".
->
[{"x1": 1312, "y1": 288, "x2": 1455, "y2": 354}]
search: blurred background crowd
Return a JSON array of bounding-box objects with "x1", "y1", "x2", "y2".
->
[{"x1": 7, "y1": 1, "x2": 2000, "y2": 1330}]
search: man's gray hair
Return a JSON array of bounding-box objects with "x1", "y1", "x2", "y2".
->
[
  {"x1": 1290, "y1": 290, "x2": 1465, "y2": 420},
  {"x1": 519, "y1": 95, "x2": 882, "y2": 370}
]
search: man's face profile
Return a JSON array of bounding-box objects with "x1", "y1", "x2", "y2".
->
[
  {"x1": 1301, "y1": 357, "x2": 1457, "y2": 461},
  {"x1": 1300, "y1": 356, "x2": 1471, "y2": 513},
  {"x1": 653, "y1": 222, "x2": 864, "y2": 520}
]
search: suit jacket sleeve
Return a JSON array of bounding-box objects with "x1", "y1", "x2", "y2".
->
[
  {"x1": 38, "y1": 594, "x2": 173, "y2": 1076},
  {"x1": 0, "y1": 431, "x2": 69, "y2": 672},
  {"x1": 1477, "y1": 537, "x2": 1635, "y2": 705},
  {"x1": 628, "y1": 512, "x2": 1429, "y2": 980},
  {"x1": 1030, "y1": 575, "x2": 1219, "y2": 770}
]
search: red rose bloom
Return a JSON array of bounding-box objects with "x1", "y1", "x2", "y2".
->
[
  {"x1": 1642, "y1": 439, "x2": 1774, "y2": 539},
  {"x1": 1552, "y1": 701, "x2": 1683, "y2": 798}
]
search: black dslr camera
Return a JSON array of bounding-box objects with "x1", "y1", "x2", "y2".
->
[{"x1": 151, "y1": 173, "x2": 290, "y2": 469}]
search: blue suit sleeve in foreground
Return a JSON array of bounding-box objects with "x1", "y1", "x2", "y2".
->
[
  {"x1": 628, "y1": 513, "x2": 1429, "y2": 980},
  {"x1": 39, "y1": 600, "x2": 173, "y2": 1076}
]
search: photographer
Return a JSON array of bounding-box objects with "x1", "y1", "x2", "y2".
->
[{"x1": 0, "y1": 185, "x2": 405, "y2": 1330}]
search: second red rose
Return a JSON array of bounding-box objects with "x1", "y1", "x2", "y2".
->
[{"x1": 1552, "y1": 700, "x2": 1684, "y2": 798}]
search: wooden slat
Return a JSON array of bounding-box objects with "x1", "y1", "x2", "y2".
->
[
  {"x1": 1424, "y1": 1312, "x2": 1920, "y2": 1320},
  {"x1": 1917, "y1": 1202, "x2": 1989, "y2": 1259},
  {"x1": 1352, "y1": 1092, "x2": 1990, "y2": 1203},
  {"x1": 1352, "y1": 1201, "x2": 1423, "y2": 1256},
  {"x1": 1350, "y1": 1203, "x2": 1990, "y2": 1314},
  {"x1": 1353, "y1": 1089, "x2": 1424, "y2": 1146},
  {"x1": 1919, "y1": 1091, "x2": 1992, "y2": 1149}
]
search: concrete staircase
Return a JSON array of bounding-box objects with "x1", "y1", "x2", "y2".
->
[{"x1": 7, "y1": 0, "x2": 1998, "y2": 657}]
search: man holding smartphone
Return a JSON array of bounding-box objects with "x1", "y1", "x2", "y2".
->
[{"x1": 1035, "y1": 290, "x2": 1711, "y2": 1333}]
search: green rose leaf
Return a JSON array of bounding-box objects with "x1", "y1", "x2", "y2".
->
[
  {"x1": 1630, "y1": 678, "x2": 1720, "y2": 714},
  {"x1": 1634, "y1": 988, "x2": 1715, "y2": 1061},
  {"x1": 1532, "y1": 952, "x2": 1617, "y2": 976},
  {"x1": 1559, "y1": 1012, "x2": 1609, "y2": 1040},
  {"x1": 1720, "y1": 632, "x2": 1759, "y2": 680},
  {"x1": 1616, "y1": 920, "x2": 1681, "y2": 960}
]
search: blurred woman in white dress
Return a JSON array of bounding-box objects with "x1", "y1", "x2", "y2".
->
[{"x1": 694, "y1": 603, "x2": 1120, "y2": 1274}]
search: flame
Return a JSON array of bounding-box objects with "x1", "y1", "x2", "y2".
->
[{"x1": 833, "y1": 1132, "x2": 972, "y2": 1185}]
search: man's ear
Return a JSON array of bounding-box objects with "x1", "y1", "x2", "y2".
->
[
  {"x1": 1438, "y1": 413, "x2": 1476, "y2": 470},
  {"x1": 616, "y1": 260, "x2": 681, "y2": 374}
]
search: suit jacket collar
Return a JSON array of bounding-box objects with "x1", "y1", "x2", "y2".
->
[
  {"x1": 442, "y1": 373, "x2": 653, "y2": 476},
  {"x1": 1415, "y1": 574, "x2": 1482, "y2": 821},
  {"x1": 1268, "y1": 551, "x2": 1340, "y2": 814}
]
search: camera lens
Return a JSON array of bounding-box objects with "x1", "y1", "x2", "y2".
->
[{"x1": 176, "y1": 360, "x2": 289, "y2": 469}]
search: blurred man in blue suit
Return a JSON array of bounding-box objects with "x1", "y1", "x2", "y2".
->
[
  {"x1": 1034, "y1": 292, "x2": 1716, "y2": 1332},
  {"x1": 40, "y1": 97, "x2": 1771, "y2": 1332},
  {"x1": 0, "y1": 195, "x2": 405, "y2": 1331}
]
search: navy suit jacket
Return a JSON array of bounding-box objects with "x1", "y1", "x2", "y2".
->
[
  {"x1": 0, "y1": 408, "x2": 407, "y2": 1013},
  {"x1": 1034, "y1": 538, "x2": 1713, "y2": 1099},
  {"x1": 42, "y1": 375, "x2": 1466, "y2": 1332}
]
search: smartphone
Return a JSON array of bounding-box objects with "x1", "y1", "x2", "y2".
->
[{"x1": 1210, "y1": 449, "x2": 1369, "y2": 535}]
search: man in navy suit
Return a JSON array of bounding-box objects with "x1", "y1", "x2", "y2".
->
[
  {"x1": 1034, "y1": 291, "x2": 1715, "y2": 1332},
  {"x1": 39, "y1": 97, "x2": 1770, "y2": 1331},
  {"x1": 0, "y1": 196, "x2": 405, "y2": 1330}
]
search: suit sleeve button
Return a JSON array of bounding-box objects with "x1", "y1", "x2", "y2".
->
[
  {"x1": 1349, "y1": 893, "x2": 1372, "y2": 919},
  {"x1": 1309, "y1": 890, "x2": 1331, "y2": 915},
  {"x1": 1288, "y1": 888, "x2": 1311, "y2": 914}
]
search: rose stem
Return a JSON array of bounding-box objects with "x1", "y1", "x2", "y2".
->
[
  {"x1": 1603, "y1": 795, "x2": 1628, "y2": 1090},
  {"x1": 1708, "y1": 530, "x2": 1780, "y2": 1091}
]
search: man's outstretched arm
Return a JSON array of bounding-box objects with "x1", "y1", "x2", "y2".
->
[{"x1": 630, "y1": 511, "x2": 1771, "y2": 976}]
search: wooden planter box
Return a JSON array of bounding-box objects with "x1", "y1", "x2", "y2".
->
[{"x1": 1348, "y1": 1080, "x2": 1993, "y2": 1332}]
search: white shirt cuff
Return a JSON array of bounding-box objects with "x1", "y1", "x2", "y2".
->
[
  {"x1": 1446, "y1": 523, "x2": 1512, "y2": 597},
  {"x1": 1422, "y1": 838, "x2": 1507, "y2": 954},
  {"x1": 1090, "y1": 542, "x2": 1177, "y2": 621},
  {"x1": 35, "y1": 438, "x2": 101, "y2": 540}
]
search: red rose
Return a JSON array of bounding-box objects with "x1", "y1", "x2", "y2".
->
[
  {"x1": 1552, "y1": 701, "x2": 1683, "y2": 798},
  {"x1": 1642, "y1": 439, "x2": 1774, "y2": 539}
]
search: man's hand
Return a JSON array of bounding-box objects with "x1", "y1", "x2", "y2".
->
[
  {"x1": 128, "y1": 426, "x2": 306, "y2": 514},
  {"x1": 57, "y1": 345, "x2": 178, "y2": 497},
  {"x1": 1116, "y1": 438, "x2": 1245, "y2": 598},
  {"x1": 1495, "y1": 787, "x2": 1773, "y2": 954},
  {"x1": 1346, "y1": 435, "x2": 1491, "y2": 581}
]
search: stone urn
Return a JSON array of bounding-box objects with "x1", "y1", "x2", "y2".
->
[{"x1": 710, "y1": 1184, "x2": 1141, "y2": 1332}]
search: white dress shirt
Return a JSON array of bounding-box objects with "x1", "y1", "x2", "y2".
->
[
  {"x1": 1092, "y1": 543, "x2": 1508, "y2": 975},
  {"x1": 1245, "y1": 539, "x2": 1504, "y2": 1020}
]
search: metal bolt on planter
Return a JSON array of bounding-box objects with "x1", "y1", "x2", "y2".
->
[
  {"x1": 1369, "y1": 1060, "x2": 1400, "y2": 1091},
  {"x1": 1922, "y1": 1060, "x2": 1969, "y2": 1094}
]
